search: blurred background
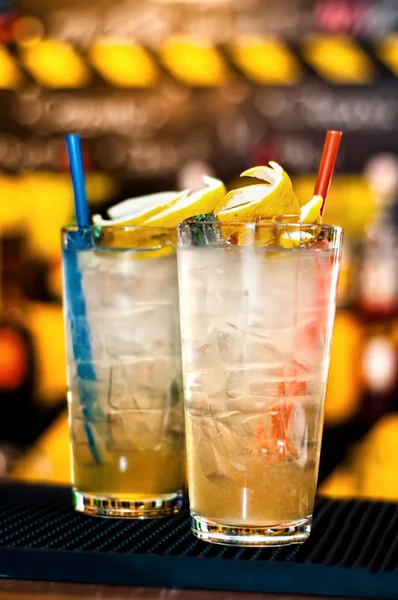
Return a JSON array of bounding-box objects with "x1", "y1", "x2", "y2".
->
[{"x1": 1, "y1": 0, "x2": 398, "y2": 501}]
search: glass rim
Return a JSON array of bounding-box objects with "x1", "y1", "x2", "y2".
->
[
  {"x1": 62, "y1": 224, "x2": 177, "y2": 234},
  {"x1": 62, "y1": 223, "x2": 343, "y2": 236},
  {"x1": 177, "y1": 221, "x2": 343, "y2": 234}
]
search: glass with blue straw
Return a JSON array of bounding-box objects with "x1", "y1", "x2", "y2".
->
[
  {"x1": 62, "y1": 134, "x2": 185, "y2": 518},
  {"x1": 63, "y1": 134, "x2": 101, "y2": 466}
]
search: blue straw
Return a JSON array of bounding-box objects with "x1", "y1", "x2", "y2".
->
[
  {"x1": 66, "y1": 134, "x2": 90, "y2": 226},
  {"x1": 65, "y1": 133, "x2": 101, "y2": 464}
]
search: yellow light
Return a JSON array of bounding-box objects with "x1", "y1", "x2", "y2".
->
[
  {"x1": 10, "y1": 412, "x2": 70, "y2": 484},
  {"x1": 377, "y1": 35, "x2": 398, "y2": 76},
  {"x1": 359, "y1": 414, "x2": 398, "y2": 501},
  {"x1": 302, "y1": 35, "x2": 373, "y2": 84},
  {"x1": 21, "y1": 39, "x2": 91, "y2": 88},
  {"x1": 293, "y1": 175, "x2": 374, "y2": 239},
  {"x1": 0, "y1": 44, "x2": 23, "y2": 89},
  {"x1": 22, "y1": 172, "x2": 117, "y2": 259},
  {"x1": 23, "y1": 172, "x2": 75, "y2": 259},
  {"x1": 26, "y1": 304, "x2": 66, "y2": 405},
  {"x1": 89, "y1": 39, "x2": 158, "y2": 87},
  {"x1": 231, "y1": 37, "x2": 301, "y2": 85},
  {"x1": 0, "y1": 175, "x2": 27, "y2": 231},
  {"x1": 324, "y1": 313, "x2": 364, "y2": 426},
  {"x1": 319, "y1": 467, "x2": 357, "y2": 499},
  {"x1": 160, "y1": 36, "x2": 230, "y2": 86}
]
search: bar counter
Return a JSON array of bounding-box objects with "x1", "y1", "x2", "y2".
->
[{"x1": 0, "y1": 581, "x2": 367, "y2": 600}]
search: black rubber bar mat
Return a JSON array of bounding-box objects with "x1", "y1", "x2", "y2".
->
[{"x1": 0, "y1": 482, "x2": 397, "y2": 598}]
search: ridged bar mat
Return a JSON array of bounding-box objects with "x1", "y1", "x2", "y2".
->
[{"x1": 0, "y1": 483, "x2": 396, "y2": 598}]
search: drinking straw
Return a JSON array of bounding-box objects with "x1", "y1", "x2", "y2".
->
[
  {"x1": 66, "y1": 134, "x2": 90, "y2": 227},
  {"x1": 314, "y1": 130, "x2": 343, "y2": 216},
  {"x1": 65, "y1": 133, "x2": 101, "y2": 464}
]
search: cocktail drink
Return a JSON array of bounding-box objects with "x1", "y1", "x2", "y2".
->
[
  {"x1": 62, "y1": 225, "x2": 185, "y2": 517},
  {"x1": 62, "y1": 171, "x2": 227, "y2": 518},
  {"x1": 178, "y1": 222, "x2": 342, "y2": 544},
  {"x1": 177, "y1": 160, "x2": 343, "y2": 545}
]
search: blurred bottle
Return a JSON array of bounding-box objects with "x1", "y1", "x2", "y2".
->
[{"x1": 356, "y1": 154, "x2": 398, "y2": 424}]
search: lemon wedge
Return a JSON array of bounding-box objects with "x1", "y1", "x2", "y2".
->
[
  {"x1": 278, "y1": 230, "x2": 315, "y2": 249},
  {"x1": 214, "y1": 185, "x2": 273, "y2": 222},
  {"x1": 242, "y1": 162, "x2": 301, "y2": 218},
  {"x1": 300, "y1": 195, "x2": 323, "y2": 224},
  {"x1": 215, "y1": 162, "x2": 300, "y2": 222},
  {"x1": 107, "y1": 192, "x2": 181, "y2": 221},
  {"x1": 145, "y1": 176, "x2": 226, "y2": 227},
  {"x1": 92, "y1": 191, "x2": 188, "y2": 227},
  {"x1": 275, "y1": 195, "x2": 322, "y2": 250}
]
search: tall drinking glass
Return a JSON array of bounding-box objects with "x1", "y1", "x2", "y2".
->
[
  {"x1": 62, "y1": 225, "x2": 185, "y2": 518},
  {"x1": 177, "y1": 221, "x2": 343, "y2": 545}
]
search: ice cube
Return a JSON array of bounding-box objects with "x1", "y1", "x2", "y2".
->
[
  {"x1": 68, "y1": 375, "x2": 107, "y2": 420},
  {"x1": 290, "y1": 318, "x2": 325, "y2": 366},
  {"x1": 202, "y1": 368, "x2": 226, "y2": 399},
  {"x1": 226, "y1": 368, "x2": 247, "y2": 398},
  {"x1": 214, "y1": 419, "x2": 244, "y2": 457},
  {"x1": 184, "y1": 339, "x2": 219, "y2": 370},
  {"x1": 243, "y1": 250, "x2": 299, "y2": 329},
  {"x1": 94, "y1": 356, "x2": 176, "y2": 412},
  {"x1": 101, "y1": 302, "x2": 176, "y2": 358},
  {"x1": 217, "y1": 328, "x2": 244, "y2": 364},
  {"x1": 129, "y1": 355, "x2": 176, "y2": 408},
  {"x1": 226, "y1": 365, "x2": 285, "y2": 398},
  {"x1": 81, "y1": 252, "x2": 177, "y2": 310},
  {"x1": 108, "y1": 409, "x2": 164, "y2": 451},
  {"x1": 70, "y1": 418, "x2": 108, "y2": 465},
  {"x1": 68, "y1": 315, "x2": 108, "y2": 364},
  {"x1": 246, "y1": 333, "x2": 284, "y2": 364},
  {"x1": 287, "y1": 403, "x2": 308, "y2": 467},
  {"x1": 190, "y1": 417, "x2": 222, "y2": 481},
  {"x1": 183, "y1": 339, "x2": 226, "y2": 399}
]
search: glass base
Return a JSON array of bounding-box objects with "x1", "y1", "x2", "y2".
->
[
  {"x1": 73, "y1": 489, "x2": 183, "y2": 518},
  {"x1": 191, "y1": 513, "x2": 312, "y2": 546}
]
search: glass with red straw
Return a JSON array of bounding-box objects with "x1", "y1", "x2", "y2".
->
[{"x1": 177, "y1": 131, "x2": 344, "y2": 547}]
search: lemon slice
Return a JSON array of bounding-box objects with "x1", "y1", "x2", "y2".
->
[
  {"x1": 214, "y1": 185, "x2": 271, "y2": 222},
  {"x1": 242, "y1": 162, "x2": 301, "y2": 218},
  {"x1": 92, "y1": 190, "x2": 188, "y2": 227},
  {"x1": 107, "y1": 191, "x2": 181, "y2": 220},
  {"x1": 145, "y1": 176, "x2": 226, "y2": 227},
  {"x1": 300, "y1": 195, "x2": 323, "y2": 224},
  {"x1": 278, "y1": 230, "x2": 315, "y2": 249},
  {"x1": 215, "y1": 162, "x2": 300, "y2": 222}
]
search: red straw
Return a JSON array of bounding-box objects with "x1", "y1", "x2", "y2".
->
[{"x1": 314, "y1": 130, "x2": 342, "y2": 216}]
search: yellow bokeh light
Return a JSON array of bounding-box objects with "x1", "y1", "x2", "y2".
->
[
  {"x1": 89, "y1": 39, "x2": 158, "y2": 87},
  {"x1": 302, "y1": 35, "x2": 373, "y2": 84},
  {"x1": 377, "y1": 35, "x2": 398, "y2": 76},
  {"x1": 0, "y1": 174, "x2": 27, "y2": 231},
  {"x1": 21, "y1": 39, "x2": 91, "y2": 88},
  {"x1": 293, "y1": 175, "x2": 374, "y2": 239},
  {"x1": 0, "y1": 172, "x2": 117, "y2": 259},
  {"x1": 0, "y1": 44, "x2": 23, "y2": 89},
  {"x1": 324, "y1": 313, "x2": 364, "y2": 425},
  {"x1": 10, "y1": 412, "x2": 70, "y2": 484},
  {"x1": 231, "y1": 37, "x2": 301, "y2": 85},
  {"x1": 160, "y1": 36, "x2": 230, "y2": 86}
]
